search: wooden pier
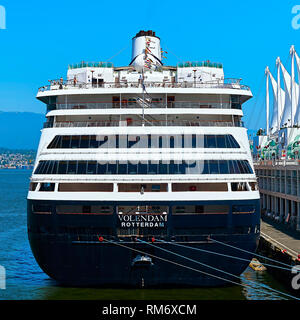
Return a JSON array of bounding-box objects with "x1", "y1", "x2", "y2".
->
[
  {"x1": 257, "y1": 219, "x2": 300, "y2": 296},
  {"x1": 260, "y1": 220, "x2": 300, "y2": 262}
]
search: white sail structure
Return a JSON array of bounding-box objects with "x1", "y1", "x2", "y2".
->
[
  {"x1": 267, "y1": 62, "x2": 285, "y2": 134},
  {"x1": 280, "y1": 61, "x2": 293, "y2": 128},
  {"x1": 265, "y1": 67, "x2": 269, "y2": 135},
  {"x1": 290, "y1": 46, "x2": 298, "y2": 127},
  {"x1": 268, "y1": 70, "x2": 279, "y2": 133},
  {"x1": 293, "y1": 49, "x2": 300, "y2": 126}
]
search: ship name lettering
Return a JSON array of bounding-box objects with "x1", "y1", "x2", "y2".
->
[
  {"x1": 119, "y1": 214, "x2": 167, "y2": 227},
  {"x1": 121, "y1": 221, "x2": 165, "y2": 228}
]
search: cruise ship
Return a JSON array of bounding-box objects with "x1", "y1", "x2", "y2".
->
[
  {"x1": 253, "y1": 46, "x2": 300, "y2": 232},
  {"x1": 27, "y1": 30, "x2": 260, "y2": 287}
]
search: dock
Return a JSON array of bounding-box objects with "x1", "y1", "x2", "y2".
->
[
  {"x1": 260, "y1": 220, "x2": 300, "y2": 261},
  {"x1": 257, "y1": 219, "x2": 300, "y2": 296}
]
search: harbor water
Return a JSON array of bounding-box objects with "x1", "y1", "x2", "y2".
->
[{"x1": 0, "y1": 170, "x2": 292, "y2": 300}]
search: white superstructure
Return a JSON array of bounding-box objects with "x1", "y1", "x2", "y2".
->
[{"x1": 28, "y1": 30, "x2": 258, "y2": 208}]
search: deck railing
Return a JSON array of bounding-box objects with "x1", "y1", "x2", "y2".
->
[
  {"x1": 54, "y1": 101, "x2": 240, "y2": 110},
  {"x1": 38, "y1": 78, "x2": 250, "y2": 92},
  {"x1": 43, "y1": 119, "x2": 244, "y2": 128}
]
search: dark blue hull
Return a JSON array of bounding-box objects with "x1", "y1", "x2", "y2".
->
[{"x1": 27, "y1": 199, "x2": 260, "y2": 287}]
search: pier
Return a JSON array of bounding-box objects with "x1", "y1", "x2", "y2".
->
[
  {"x1": 257, "y1": 218, "x2": 300, "y2": 296},
  {"x1": 260, "y1": 220, "x2": 300, "y2": 261}
]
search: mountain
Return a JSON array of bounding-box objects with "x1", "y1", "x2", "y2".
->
[{"x1": 0, "y1": 112, "x2": 44, "y2": 149}]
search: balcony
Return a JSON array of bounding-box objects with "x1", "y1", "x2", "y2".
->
[
  {"x1": 54, "y1": 101, "x2": 241, "y2": 110},
  {"x1": 43, "y1": 119, "x2": 245, "y2": 128},
  {"x1": 38, "y1": 78, "x2": 250, "y2": 93}
]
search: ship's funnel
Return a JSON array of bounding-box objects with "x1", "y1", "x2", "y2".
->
[{"x1": 130, "y1": 30, "x2": 162, "y2": 72}]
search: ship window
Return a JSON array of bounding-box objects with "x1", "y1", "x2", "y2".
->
[
  {"x1": 47, "y1": 161, "x2": 56, "y2": 174},
  {"x1": 58, "y1": 161, "x2": 67, "y2": 174},
  {"x1": 219, "y1": 160, "x2": 229, "y2": 174},
  {"x1": 109, "y1": 162, "x2": 118, "y2": 174},
  {"x1": 172, "y1": 205, "x2": 229, "y2": 215},
  {"x1": 56, "y1": 205, "x2": 113, "y2": 215},
  {"x1": 77, "y1": 161, "x2": 87, "y2": 174},
  {"x1": 200, "y1": 160, "x2": 209, "y2": 174},
  {"x1": 231, "y1": 182, "x2": 248, "y2": 191},
  {"x1": 34, "y1": 160, "x2": 253, "y2": 175},
  {"x1": 159, "y1": 161, "x2": 168, "y2": 174},
  {"x1": 216, "y1": 135, "x2": 226, "y2": 148},
  {"x1": 205, "y1": 135, "x2": 217, "y2": 148},
  {"x1": 232, "y1": 205, "x2": 255, "y2": 214},
  {"x1": 209, "y1": 160, "x2": 219, "y2": 174},
  {"x1": 47, "y1": 136, "x2": 60, "y2": 148},
  {"x1": 227, "y1": 135, "x2": 240, "y2": 148},
  {"x1": 159, "y1": 136, "x2": 163, "y2": 148},
  {"x1": 52, "y1": 161, "x2": 58, "y2": 174},
  {"x1": 70, "y1": 136, "x2": 80, "y2": 148},
  {"x1": 39, "y1": 183, "x2": 55, "y2": 192},
  {"x1": 232, "y1": 227, "x2": 251, "y2": 234},
  {"x1": 228, "y1": 160, "x2": 239, "y2": 174},
  {"x1": 46, "y1": 134, "x2": 240, "y2": 149},
  {"x1": 249, "y1": 182, "x2": 258, "y2": 191},
  {"x1": 118, "y1": 183, "x2": 168, "y2": 192},
  {"x1": 170, "y1": 136, "x2": 175, "y2": 148},
  {"x1": 29, "y1": 183, "x2": 38, "y2": 191},
  {"x1": 83, "y1": 206, "x2": 91, "y2": 213},
  {"x1": 80, "y1": 135, "x2": 90, "y2": 148},
  {"x1": 231, "y1": 95, "x2": 242, "y2": 109},
  {"x1": 95, "y1": 162, "x2": 104, "y2": 174},
  {"x1": 90, "y1": 136, "x2": 100, "y2": 148},
  {"x1": 169, "y1": 161, "x2": 180, "y2": 174},
  {"x1": 67, "y1": 161, "x2": 77, "y2": 174},
  {"x1": 34, "y1": 161, "x2": 44, "y2": 174},
  {"x1": 58, "y1": 183, "x2": 113, "y2": 192},
  {"x1": 61, "y1": 136, "x2": 71, "y2": 148},
  {"x1": 42, "y1": 161, "x2": 51, "y2": 174},
  {"x1": 191, "y1": 135, "x2": 196, "y2": 148},
  {"x1": 87, "y1": 161, "x2": 97, "y2": 174},
  {"x1": 138, "y1": 162, "x2": 147, "y2": 174},
  {"x1": 172, "y1": 183, "x2": 228, "y2": 192},
  {"x1": 128, "y1": 162, "x2": 138, "y2": 174},
  {"x1": 32, "y1": 204, "x2": 52, "y2": 214}
]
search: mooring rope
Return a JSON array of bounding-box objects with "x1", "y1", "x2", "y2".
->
[
  {"x1": 102, "y1": 239, "x2": 242, "y2": 287},
  {"x1": 103, "y1": 239, "x2": 298, "y2": 300},
  {"x1": 209, "y1": 237, "x2": 295, "y2": 269},
  {"x1": 155, "y1": 240, "x2": 292, "y2": 272},
  {"x1": 137, "y1": 239, "x2": 299, "y2": 300}
]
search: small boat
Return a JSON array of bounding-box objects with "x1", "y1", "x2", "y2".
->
[{"x1": 249, "y1": 258, "x2": 267, "y2": 271}]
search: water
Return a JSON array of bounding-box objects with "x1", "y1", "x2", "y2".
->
[{"x1": 0, "y1": 170, "x2": 292, "y2": 300}]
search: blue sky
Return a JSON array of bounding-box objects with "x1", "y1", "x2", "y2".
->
[{"x1": 0, "y1": 0, "x2": 299, "y2": 131}]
